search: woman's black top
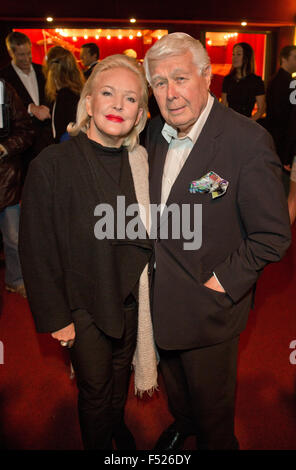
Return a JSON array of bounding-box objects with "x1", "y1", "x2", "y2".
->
[
  {"x1": 88, "y1": 138, "x2": 137, "y2": 306},
  {"x1": 89, "y1": 138, "x2": 124, "y2": 185},
  {"x1": 222, "y1": 73, "x2": 265, "y2": 117}
]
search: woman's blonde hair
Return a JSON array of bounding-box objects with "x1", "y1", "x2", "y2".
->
[
  {"x1": 44, "y1": 46, "x2": 85, "y2": 102},
  {"x1": 68, "y1": 54, "x2": 148, "y2": 151}
]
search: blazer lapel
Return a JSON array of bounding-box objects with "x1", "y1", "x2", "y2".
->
[
  {"x1": 159, "y1": 99, "x2": 224, "y2": 226},
  {"x1": 167, "y1": 129, "x2": 222, "y2": 206},
  {"x1": 149, "y1": 135, "x2": 168, "y2": 207},
  {"x1": 32, "y1": 64, "x2": 45, "y2": 104},
  {"x1": 8, "y1": 65, "x2": 34, "y2": 106}
]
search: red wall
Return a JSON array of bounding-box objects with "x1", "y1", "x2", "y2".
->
[
  {"x1": 206, "y1": 33, "x2": 266, "y2": 98},
  {"x1": 15, "y1": 29, "x2": 158, "y2": 68}
]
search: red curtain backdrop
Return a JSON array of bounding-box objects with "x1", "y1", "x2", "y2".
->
[
  {"x1": 15, "y1": 29, "x2": 266, "y2": 100},
  {"x1": 15, "y1": 28, "x2": 158, "y2": 68}
]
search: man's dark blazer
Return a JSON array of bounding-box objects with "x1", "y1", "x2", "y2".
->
[
  {"x1": 146, "y1": 99, "x2": 291, "y2": 350},
  {"x1": 0, "y1": 62, "x2": 51, "y2": 158},
  {"x1": 0, "y1": 63, "x2": 46, "y2": 111},
  {"x1": 84, "y1": 61, "x2": 98, "y2": 79}
]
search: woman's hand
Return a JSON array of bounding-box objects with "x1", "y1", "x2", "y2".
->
[
  {"x1": 288, "y1": 179, "x2": 296, "y2": 225},
  {"x1": 51, "y1": 322, "x2": 76, "y2": 348},
  {"x1": 221, "y1": 92, "x2": 228, "y2": 107},
  {"x1": 251, "y1": 94, "x2": 266, "y2": 121}
]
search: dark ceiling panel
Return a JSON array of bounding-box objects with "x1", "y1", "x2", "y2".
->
[{"x1": 0, "y1": 0, "x2": 295, "y2": 23}]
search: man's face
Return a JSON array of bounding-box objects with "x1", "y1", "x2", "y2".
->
[
  {"x1": 149, "y1": 50, "x2": 211, "y2": 137},
  {"x1": 232, "y1": 45, "x2": 244, "y2": 70},
  {"x1": 285, "y1": 50, "x2": 296, "y2": 74},
  {"x1": 80, "y1": 47, "x2": 96, "y2": 68},
  {"x1": 10, "y1": 43, "x2": 32, "y2": 74}
]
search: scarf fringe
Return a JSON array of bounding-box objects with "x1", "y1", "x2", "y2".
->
[{"x1": 134, "y1": 384, "x2": 159, "y2": 398}]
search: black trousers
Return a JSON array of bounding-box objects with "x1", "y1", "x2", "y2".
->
[
  {"x1": 158, "y1": 335, "x2": 240, "y2": 450},
  {"x1": 69, "y1": 305, "x2": 137, "y2": 450}
]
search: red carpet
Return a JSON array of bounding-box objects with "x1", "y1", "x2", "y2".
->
[{"x1": 0, "y1": 227, "x2": 296, "y2": 450}]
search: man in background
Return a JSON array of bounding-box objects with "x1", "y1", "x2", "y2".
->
[
  {"x1": 266, "y1": 45, "x2": 296, "y2": 169},
  {"x1": 80, "y1": 43, "x2": 100, "y2": 79},
  {"x1": 0, "y1": 79, "x2": 34, "y2": 297},
  {"x1": 0, "y1": 31, "x2": 51, "y2": 179}
]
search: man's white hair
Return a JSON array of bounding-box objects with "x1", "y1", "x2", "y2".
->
[{"x1": 143, "y1": 32, "x2": 211, "y2": 85}]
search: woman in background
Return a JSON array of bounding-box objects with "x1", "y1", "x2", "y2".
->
[
  {"x1": 43, "y1": 46, "x2": 84, "y2": 142},
  {"x1": 221, "y1": 42, "x2": 265, "y2": 121}
]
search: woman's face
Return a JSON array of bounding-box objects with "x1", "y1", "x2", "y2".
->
[
  {"x1": 86, "y1": 66, "x2": 143, "y2": 147},
  {"x1": 232, "y1": 45, "x2": 244, "y2": 69}
]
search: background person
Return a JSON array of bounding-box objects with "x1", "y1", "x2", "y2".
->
[
  {"x1": 221, "y1": 42, "x2": 265, "y2": 121},
  {"x1": 0, "y1": 32, "x2": 51, "y2": 179},
  {"x1": 43, "y1": 46, "x2": 85, "y2": 143},
  {"x1": 288, "y1": 157, "x2": 296, "y2": 224},
  {"x1": 144, "y1": 32, "x2": 291, "y2": 450},
  {"x1": 19, "y1": 54, "x2": 157, "y2": 450},
  {"x1": 287, "y1": 103, "x2": 296, "y2": 223},
  {"x1": 266, "y1": 45, "x2": 296, "y2": 168},
  {"x1": 80, "y1": 43, "x2": 100, "y2": 79},
  {"x1": 0, "y1": 79, "x2": 34, "y2": 297}
]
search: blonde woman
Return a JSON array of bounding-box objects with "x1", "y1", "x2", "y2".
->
[
  {"x1": 19, "y1": 55, "x2": 157, "y2": 450},
  {"x1": 43, "y1": 46, "x2": 84, "y2": 142}
]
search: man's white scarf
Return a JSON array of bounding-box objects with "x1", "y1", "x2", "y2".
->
[{"x1": 128, "y1": 145, "x2": 158, "y2": 396}]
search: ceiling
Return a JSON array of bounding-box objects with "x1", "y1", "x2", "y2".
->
[{"x1": 0, "y1": 0, "x2": 295, "y2": 25}]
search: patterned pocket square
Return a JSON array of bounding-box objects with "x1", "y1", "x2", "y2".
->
[{"x1": 189, "y1": 171, "x2": 229, "y2": 199}]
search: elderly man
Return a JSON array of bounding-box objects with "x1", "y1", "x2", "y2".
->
[
  {"x1": 143, "y1": 33, "x2": 291, "y2": 450},
  {"x1": 0, "y1": 32, "x2": 51, "y2": 177},
  {"x1": 80, "y1": 43, "x2": 100, "y2": 79}
]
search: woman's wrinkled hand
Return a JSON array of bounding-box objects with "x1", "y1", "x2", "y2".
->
[{"x1": 51, "y1": 322, "x2": 76, "y2": 348}]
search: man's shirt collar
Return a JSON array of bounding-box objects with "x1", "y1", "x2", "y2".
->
[
  {"x1": 12, "y1": 62, "x2": 34, "y2": 76},
  {"x1": 162, "y1": 93, "x2": 214, "y2": 144}
]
